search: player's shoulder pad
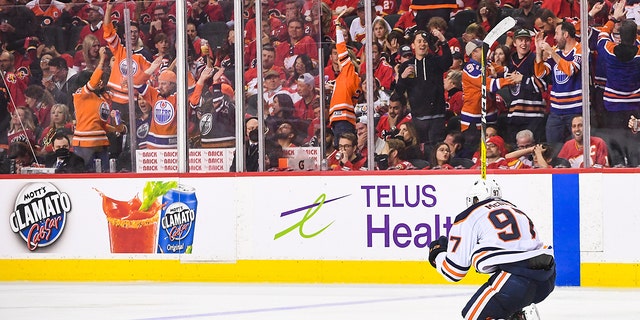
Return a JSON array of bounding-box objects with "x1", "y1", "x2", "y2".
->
[{"x1": 454, "y1": 198, "x2": 494, "y2": 223}]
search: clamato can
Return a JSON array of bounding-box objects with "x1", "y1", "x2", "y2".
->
[{"x1": 157, "y1": 185, "x2": 198, "y2": 254}]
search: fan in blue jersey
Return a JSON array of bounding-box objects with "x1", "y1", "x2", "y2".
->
[
  {"x1": 429, "y1": 179, "x2": 555, "y2": 320},
  {"x1": 534, "y1": 21, "x2": 583, "y2": 146},
  {"x1": 596, "y1": 0, "x2": 640, "y2": 167}
]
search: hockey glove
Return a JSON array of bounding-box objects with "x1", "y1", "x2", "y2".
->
[{"x1": 428, "y1": 236, "x2": 448, "y2": 268}]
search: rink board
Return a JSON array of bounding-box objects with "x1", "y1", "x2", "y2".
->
[{"x1": 0, "y1": 171, "x2": 637, "y2": 287}]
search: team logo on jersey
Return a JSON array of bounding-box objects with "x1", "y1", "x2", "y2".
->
[
  {"x1": 16, "y1": 67, "x2": 29, "y2": 80},
  {"x1": 199, "y1": 113, "x2": 213, "y2": 136},
  {"x1": 5, "y1": 73, "x2": 16, "y2": 84},
  {"x1": 98, "y1": 102, "x2": 110, "y2": 122},
  {"x1": 137, "y1": 122, "x2": 149, "y2": 139},
  {"x1": 510, "y1": 82, "x2": 521, "y2": 96},
  {"x1": 41, "y1": 17, "x2": 53, "y2": 26},
  {"x1": 140, "y1": 13, "x2": 151, "y2": 24},
  {"x1": 71, "y1": 16, "x2": 84, "y2": 26},
  {"x1": 553, "y1": 64, "x2": 571, "y2": 85},
  {"x1": 9, "y1": 182, "x2": 72, "y2": 251},
  {"x1": 119, "y1": 60, "x2": 139, "y2": 76},
  {"x1": 154, "y1": 100, "x2": 175, "y2": 125}
]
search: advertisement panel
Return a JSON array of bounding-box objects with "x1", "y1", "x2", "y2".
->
[
  {"x1": 243, "y1": 174, "x2": 554, "y2": 261},
  {"x1": 0, "y1": 174, "x2": 553, "y2": 261},
  {"x1": 1, "y1": 177, "x2": 237, "y2": 260}
]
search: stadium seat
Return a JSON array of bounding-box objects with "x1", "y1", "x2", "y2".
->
[
  {"x1": 198, "y1": 21, "x2": 229, "y2": 50},
  {"x1": 66, "y1": 25, "x2": 85, "y2": 53},
  {"x1": 448, "y1": 10, "x2": 477, "y2": 39},
  {"x1": 383, "y1": 14, "x2": 401, "y2": 29},
  {"x1": 450, "y1": 158, "x2": 474, "y2": 169},
  {"x1": 344, "y1": 15, "x2": 358, "y2": 30},
  {"x1": 139, "y1": 23, "x2": 151, "y2": 38},
  {"x1": 409, "y1": 159, "x2": 430, "y2": 169}
]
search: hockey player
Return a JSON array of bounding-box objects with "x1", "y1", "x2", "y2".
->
[{"x1": 429, "y1": 179, "x2": 555, "y2": 320}]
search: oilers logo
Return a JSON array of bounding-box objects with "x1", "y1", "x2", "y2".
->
[
  {"x1": 99, "y1": 102, "x2": 111, "y2": 122},
  {"x1": 553, "y1": 64, "x2": 571, "y2": 85},
  {"x1": 137, "y1": 122, "x2": 149, "y2": 139},
  {"x1": 154, "y1": 100, "x2": 175, "y2": 125},
  {"x1": 9, "y1": 183, "x2": 71, "y2": 251},
  {"x1": 510, "y1": 82, "x2": 521, "y2": 96},
  {"x1": 119, "y1": 59, "x2": 139, "y2": 76},
  {"x1": 199, "y1": 113, "x2": 213, "y2": 136}
]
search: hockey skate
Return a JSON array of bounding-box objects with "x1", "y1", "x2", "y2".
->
[{"x1": 508, "y1": 304, "x2": 540, "y2": 320}]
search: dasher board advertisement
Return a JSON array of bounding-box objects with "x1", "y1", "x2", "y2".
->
[
  {"x1": 242, "y1": 174, "x2": 554, "y2": 260},
  {"x1": 1, "y1": 177, "x2": 237, "y2": 260},
  {"x1": 1, "y1": 174, "x2": 553, "y2": 261}
]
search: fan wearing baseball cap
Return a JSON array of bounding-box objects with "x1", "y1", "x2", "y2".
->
[
  {"x1": 503, "y1": 28, "x2": 547, "y2": 145},
  {"x1": 77, "y1": 4, "x2": 108, "y2": 48},
  {"x1": 134, "y1": 54, "x2": 215, "y2": 149},
  {"x1": 470, "y1": 135, "x2": 516, "y2": 169},
  {"x1": 198, "y1": 83, "x2": 237, "y2": 148}
]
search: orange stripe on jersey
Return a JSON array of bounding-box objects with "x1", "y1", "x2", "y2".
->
[
  {"x1": 604, "y1": 92, "x2": 640, "y2": 99},
  {"x1": 410, "y1": 4, "x2": 458, "y2": 10},
  {"x1": 466, "y1": 271, "x2": 509, "y2": 320},
  {"x1": 443, "y1": 260, "x2": 466, "y2": 279},
  {"x1": 550, "y1": 96, "x2": 581, "y2": 103},
  {"x1": 555, "y1": 54, "x2": 579, "y2": 77},
  {"x1": 510, "y1": 104, "x2": 547, "y2": 113},
  {"x1": 533, "y1": 61, "x2": 549, "y2": 78},
  {"x1": 454, "y1": 206, "x2": 483, "y2": 225},
  {"x1": 472, "y1": 251, "x2": 489, "y2": 268}
]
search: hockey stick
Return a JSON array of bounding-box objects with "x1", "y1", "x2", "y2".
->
[{"x1": 480, "y1": 17, "x2": 516, "y2": 180}]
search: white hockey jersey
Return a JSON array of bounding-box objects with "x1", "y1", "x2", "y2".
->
[{"x1": 434, "y1": 198, "x2": 553, "y2": 282}]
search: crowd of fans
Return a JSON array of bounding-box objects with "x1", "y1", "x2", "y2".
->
[{"x1": 0, "y1": 0, "x2": 639, "y2": 173}]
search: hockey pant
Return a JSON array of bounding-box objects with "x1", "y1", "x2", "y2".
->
[{"x1": 461, "y1": 256, "x2": 556, "y2": 320}]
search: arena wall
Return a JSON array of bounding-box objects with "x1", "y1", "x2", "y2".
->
[{"x1": 0, "y1": 170, "x2": 637, "y2": 287}]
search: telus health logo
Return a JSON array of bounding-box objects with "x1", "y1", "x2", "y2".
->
[{"x1": 274, "y1": 194, "x2": 349, "y2": 240}]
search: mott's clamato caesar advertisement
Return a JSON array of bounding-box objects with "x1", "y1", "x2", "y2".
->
[
  {"x1": 157, "y1": 185, "x2": 198, "y2": 254},
  {"x1": 9, "y1": 183, "x2": 71, "y2": 251},
  {"x1": 95, "y1": 181, "x2": 198, "y2": 254}
]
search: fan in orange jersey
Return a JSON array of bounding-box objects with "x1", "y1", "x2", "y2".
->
[
  {"x1": 328, "y1": 22, "x2": 360, "y2": 148},
  {"x1": 103, "y1": 1, "x2": 151, "y2": 121},
  {"x1": 72, "y1": 47, "x2": 126, "y2": 172}
]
